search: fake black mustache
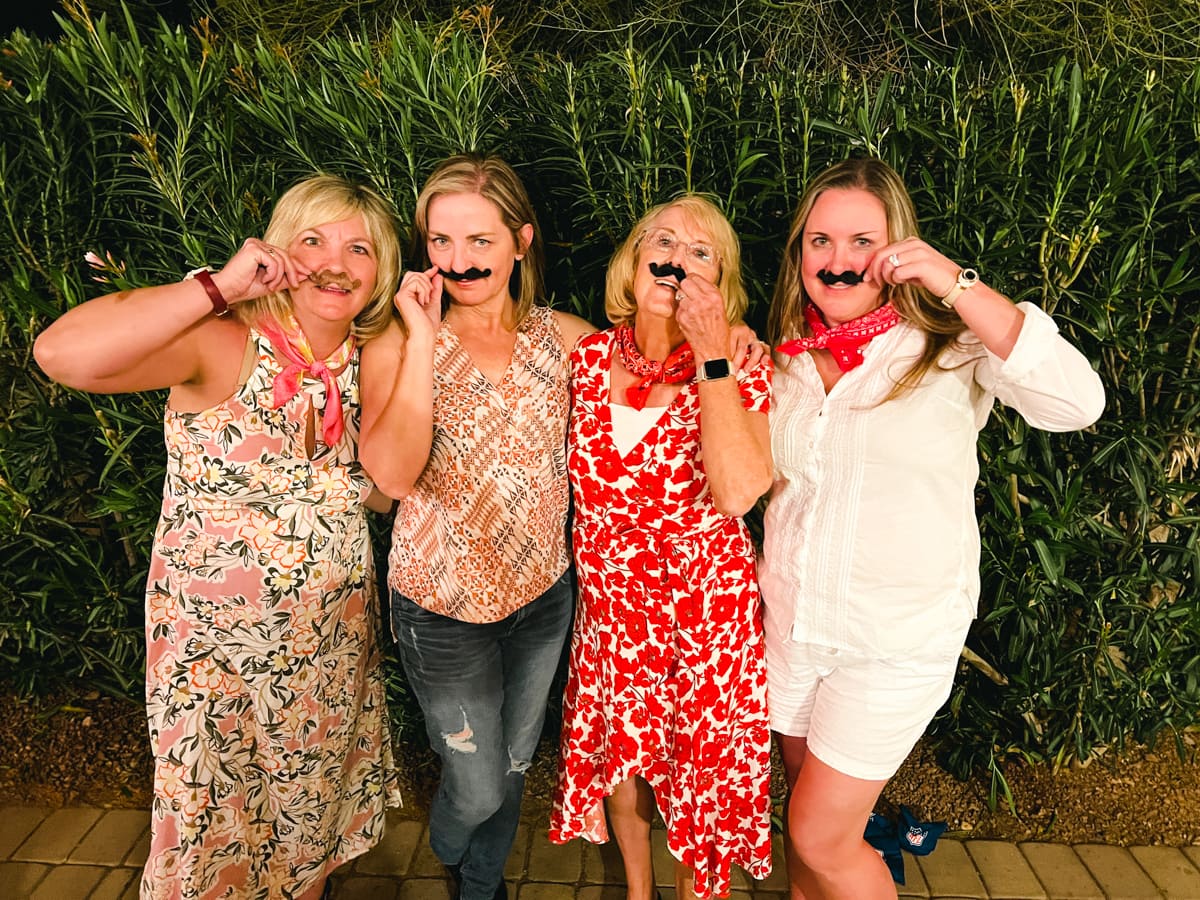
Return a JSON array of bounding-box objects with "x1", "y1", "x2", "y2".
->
[
  {"x1": 439, "y1": 267, "x2": 493, "y2": 281},
  {"x1": 816, "y1": 268, "x2": 865, "y2": 286},
  {"x1": 649, "y1": 261, "x2": 686, "y2": 282}
]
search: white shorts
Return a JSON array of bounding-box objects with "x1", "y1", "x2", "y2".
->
[{"x1": 766, "y1": 634, "x2": 959, "y2": 782}]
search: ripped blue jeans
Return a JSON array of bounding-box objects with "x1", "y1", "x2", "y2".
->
[{"x1": 391, "y1": 573, "x2": 573, "y2": 900}]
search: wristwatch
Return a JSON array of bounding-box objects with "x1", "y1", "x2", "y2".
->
[
  {"x1": 184, "y1": 265, "x2": 231, "y2": 317},
  {"x1": 940, "y1": 267, "x2": 979, "y2": 308},
  {"x1": 696, "y1": 358, "x2": 732, "y2": 382}
]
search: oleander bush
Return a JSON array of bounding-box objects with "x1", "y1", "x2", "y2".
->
[{"x1": 1, "y1": 2, "x2": 1197, "y2": 773}]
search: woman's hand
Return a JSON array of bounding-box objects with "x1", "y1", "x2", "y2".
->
[
  {"x1": 210, "y1": 238, "x2": 305, "y2": 306},
  {"x1": 728, "y1": 323, "x2": 768, "y2": 371},
  {"x1": 873, "y1": 236, "x2": 1030, "y2": 359},
  {"x1": 393, "y1": 265, "x2": 443, "y2": 343},
  {"x1": 868, "y1": 237, "x2": 962, "y2": 300},
  {"x1": 674, "y1": 273, "x2": 731, "y2": 362}
]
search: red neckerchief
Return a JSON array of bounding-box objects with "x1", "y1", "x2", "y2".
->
[
  {"x1": 258, "y1": 313, "x2": 356, "y2": 446},
  {"x1": 615, "y1": 324, "x2": 696, "y2": 410},
  {"x1": 777, "y1": 302, "x2": 901, "y2": 372}
]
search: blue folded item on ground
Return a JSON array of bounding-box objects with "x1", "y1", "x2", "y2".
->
[
  {"x1": 864, "y1": 812, "x2": 906, "y2": 883},
  {"x1": 863, "y1": 806, "x2": 947, "y2": 884},
  {"x1": 899, "y1": 805, "x2": 947, "y2": 855}
]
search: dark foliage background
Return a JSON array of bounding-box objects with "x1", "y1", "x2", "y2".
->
[{"x1": 1, "y1": 1, "x2": 1197, "y2": 779}]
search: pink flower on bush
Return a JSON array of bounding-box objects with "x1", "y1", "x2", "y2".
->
[{"x1": 83, "y1": 249, "x2": 126, "y2": 284}]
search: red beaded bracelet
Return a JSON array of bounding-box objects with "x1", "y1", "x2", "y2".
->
[{"x1": 184, "y1": 267, "x2": 230, "y2": 317}]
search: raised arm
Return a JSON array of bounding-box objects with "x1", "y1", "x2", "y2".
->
[
  {"x1": 358, "y1": 267, "x2": 442, "y2": 499},
  {"x1": 34, "y1": 237, "x2": 299, "y2": 394},
  {"x1": 869, "y1": 237, "x2": 1104, "y2": 430},
  {"x1": 676, "y1": 274, "x2": 773, "y2": 517},
  {"x1": 869, "y1": 236, "x2": 1025, "y2": 359}
]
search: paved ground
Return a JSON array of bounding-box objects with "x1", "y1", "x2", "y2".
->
[{"x1": 3, "y1": 805, "x2": 1200, "y2": 899}]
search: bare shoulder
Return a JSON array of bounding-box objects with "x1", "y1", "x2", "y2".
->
[
  {"x1": 552, "y1": 310, "x2": 598, "y2": 352},
  {"x1": 362, "y1": 316, "x2": 407, "y2": 355},
  {"x1": 167, "y1": 313, "x2": 249, "y2": 389},
  {"x1": 166, "y1": 317, "x2": 252, "y2": 411}
]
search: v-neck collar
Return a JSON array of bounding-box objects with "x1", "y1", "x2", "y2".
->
[
  {"x1": 441, "y1": 318, "x2": 523, "y2": 394},
  {"x1": 597, "y1": 331, "x2": 691, "y2": 466}
]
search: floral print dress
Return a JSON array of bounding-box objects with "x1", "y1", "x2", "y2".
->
[
  {"x1": 141, "y1": 329, "x2": 400, "y2": 900},
  {"x1": 549, "y1": 329, "x2": 774, "y2": 898}
]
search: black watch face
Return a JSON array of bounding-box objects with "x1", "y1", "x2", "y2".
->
[{"x1": 702, "y1": 358, "x2": 731, "y2": 379}]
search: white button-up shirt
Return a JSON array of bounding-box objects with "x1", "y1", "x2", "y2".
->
[{"x1": 759, "y1": 302, "x2": 1105, "y2": 660}]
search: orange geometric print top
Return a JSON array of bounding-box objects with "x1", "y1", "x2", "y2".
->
[{"x1": 387, "y1": 305, "x2": 570, "y2": 623}]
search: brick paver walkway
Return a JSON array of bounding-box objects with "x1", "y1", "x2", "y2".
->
[{"x1": 3, "y1": 806, "x2": 1199, "y2": 898}]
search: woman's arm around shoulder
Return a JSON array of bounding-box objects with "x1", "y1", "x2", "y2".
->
[{"x1": 553, "y1": 310, "x2": 598, "y2": 357}]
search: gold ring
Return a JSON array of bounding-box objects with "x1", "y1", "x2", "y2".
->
[{"x1": 266, "y1": 247, "x2": 275, "y2": 255}]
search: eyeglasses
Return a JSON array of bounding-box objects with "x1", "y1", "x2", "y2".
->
[{"x1": 640, "y1": 228, "x2": 720, "y2": 270}]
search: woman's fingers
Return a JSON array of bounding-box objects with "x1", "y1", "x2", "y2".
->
[
  {"x1": 872, "y1": 238, "x2": 960, "y2": 295},
  {"x1": 675, "y1": 275, "x2": 731, "y2": 360},
  {"x1": 394, "y1": 268, "x2": 443, "y2": 336}
]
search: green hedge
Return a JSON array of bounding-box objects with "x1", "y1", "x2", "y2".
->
[{"x1": 1, "y1": 6, "x2": 1197, "y2": 775}]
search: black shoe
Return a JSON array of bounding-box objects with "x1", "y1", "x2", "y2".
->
[{"x1": 444, "y1": 865, "x2": 505, "y2": 900}]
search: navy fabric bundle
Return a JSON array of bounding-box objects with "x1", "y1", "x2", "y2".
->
[{"x1": 863, "y1": 806, "x2": 948, "y2": 884}]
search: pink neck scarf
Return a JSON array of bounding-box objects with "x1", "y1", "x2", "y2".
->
[
  {"x1": 258, "y1": 314, "x2": 356, "y2": 446},
  {"x1": 777, "y1": 302, "x2": 901, "y2": 372}
]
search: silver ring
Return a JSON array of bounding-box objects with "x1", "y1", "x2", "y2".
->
[
  {"x1": 888, "y1": 253, "x2": 900, "y2": 267},
  {"x1": 675, "y1": 289, "x2": 685, "y2": 301},
  {"x1": 265, "y1": 247, "x2": 276, "y2": 255}
]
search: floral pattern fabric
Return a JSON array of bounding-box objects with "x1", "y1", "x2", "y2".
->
[
  {"x1": 142, "y1": 330, "x2": 400, "y2": 900},
  {"x1": 549, "y1": 329, "x2": 774, "y2": 899}
]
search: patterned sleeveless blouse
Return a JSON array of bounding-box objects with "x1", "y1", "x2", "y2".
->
[{"x1": 387, "y1": 305, "x2": 570, "y2": 623}]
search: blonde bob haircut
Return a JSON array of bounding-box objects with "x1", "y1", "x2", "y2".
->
[
  {"x1": 410, "y1": 154, "x2": 545, "y2": 328},
  {"x1": 234, "y1": 174, "x2": 401, "y2": 342},
  {"x1": 767, "y1": 158, "x2": 967, "y2": 396},
  {"x1": 605, "y1": 194, "x2": 748, "y2": 327}
]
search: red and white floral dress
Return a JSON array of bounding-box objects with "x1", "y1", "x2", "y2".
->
[{"x1": 549, "y1": 329, "x2": 774, "y2": 898}]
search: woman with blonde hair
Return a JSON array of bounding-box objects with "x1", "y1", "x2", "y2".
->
[
  {"x1": 761, "y1": 157, "x2": 1105, "y2": 899},
  {"x1": 549, "y1": 194, "x2": 775, "y2": 900},
  {"x1": 360, "y1": 154, "x2": 595, "y2": 900},
  {"x1": 35, "y1": 174, "x2": 404, "y2": 899}
]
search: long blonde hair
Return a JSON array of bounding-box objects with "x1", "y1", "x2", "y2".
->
[
  {"x1": 410, "y1": 154, "x2": 546, "y2": 328},
  {"x1": 234, "y1": 174, "x2": 401, "y2": 341},
  {"x1": 768, "y1": 158, "x2": 967, "y2": 396},
  {"x1": 605, "y1": 194, "x2": 747, "y2": 326}
]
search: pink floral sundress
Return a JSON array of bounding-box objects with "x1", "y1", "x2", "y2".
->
[{"x1": 141, "y1": 329, "x2": 400, "y2": 899}]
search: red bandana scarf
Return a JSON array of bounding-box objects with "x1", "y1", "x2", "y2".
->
[
  {"x1": 615, "y1": 324, "x2": 696, "y2": 410},
  {"x1": 258, "y1": 313, "x2": 356, "y2": 446},
  {"x1": 776, "y1": 302, "x2": 901, "y2": 372}
]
